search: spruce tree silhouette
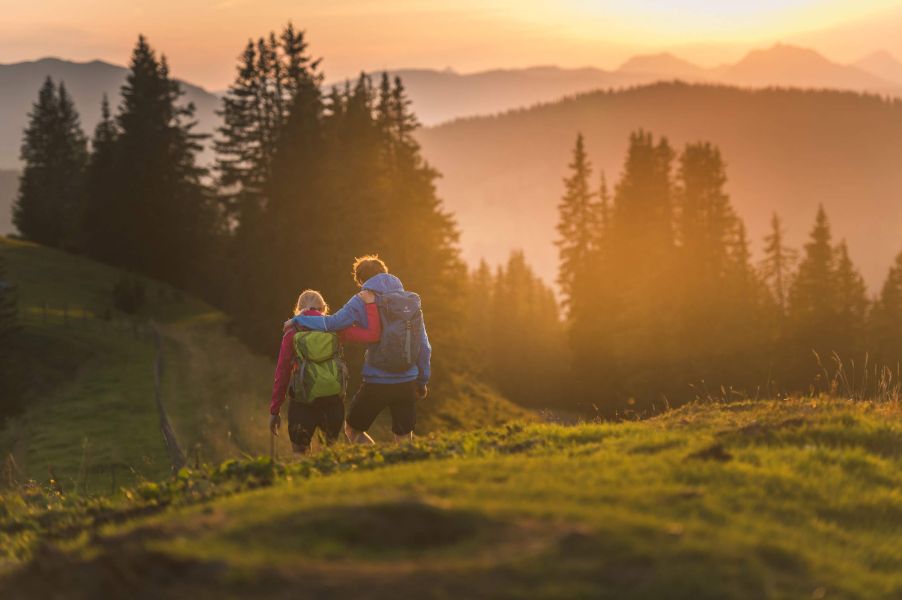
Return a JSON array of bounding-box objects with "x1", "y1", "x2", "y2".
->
[
  {"x1": 871, "y1": 251, "x2": 902, "y2": 365},
  {"x1": 13, "y1": 77, "x2": 87, "y2": 249},
  {"x1": 89, "y1": 35, "x2": 215, "y2": 290}
]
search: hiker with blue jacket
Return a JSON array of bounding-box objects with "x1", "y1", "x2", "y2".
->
[{"x1": 283, "y1": 255, "x2": 431, "y2": 443}]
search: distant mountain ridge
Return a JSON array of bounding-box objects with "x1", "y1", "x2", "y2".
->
[
  {"x1": 854, "y1": 50, "x2": 902, "y2": 86},
  {"x1": 723, "y1": 44, "x2": 891, "y2": 90},
  {"x1": 0, "y1": 57, "x2": 220, "y2": 169},
  {"x1": 618, "y1": 52, "x2": 713, "y2": 80},
  {"x1": 616, "y1": 44, "x2": 901, "y2": 91},
  {"x1": 4, "y1": 47, "x2": 902, "y2": 273},
  {"x1": 326, "y1": 66, "x2": 656, "y2": 126},
  {"x1": 3, "y1": 44, "x2": 901, "y2": 168}
]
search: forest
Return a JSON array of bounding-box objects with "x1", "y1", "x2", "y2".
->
[{"x1": 1, "y1": 24, "x2": 901, "y2": 419}]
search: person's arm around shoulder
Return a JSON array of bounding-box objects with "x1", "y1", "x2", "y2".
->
[
  {"x1": 283, "y1": 292, "x2": 369, "y2": 333},
  {"x1": 415, "y1": 316, "x2": 431, "y2": 400},
  {"x1": 340, "y1": 293, "x2": 381, "y2": 344}
]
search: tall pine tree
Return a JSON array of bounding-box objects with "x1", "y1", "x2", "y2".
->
[
  {"x1": 760, "y1": 213, "x2": 797, "y2": 315},
  {"x1": 787, "y1": 206, "x2": 839, "y2": 379},
  {"x1": 215, "y1": 24, "x2": 320, "y2": 229},
  {"x1": 607, "y1": 130, "x2": 678, "y2": 407},
  {"x1": 13, "y1": 78, "x2": 88, "y2": 249},
  {"x1": 82, "y1": 95, "x2": 119, "y2": 262},
  {"x1": 833, "y1": 240, "x2": 869, "y2": 356},
  {"x1": 94, "y1": 36, "x2": 215, "y2": 289},
  {"x1": 871, "y1": 251, "x2": 902, "y2": 365},
  {"x1": 674, "y1": 142, "x2": 765, "y2": 388},
  {"x1": 556, "y1": 133, "x2": 598, "y2": 308}
]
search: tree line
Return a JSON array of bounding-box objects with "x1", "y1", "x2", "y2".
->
[
  {"x1": 7, "y1": 26, "x2": 464, "y2": 399},
  {"x1": 463, "y1": 251, "x2": 566, "y2": 409},
  {"x1": 557, "y1": 131, "x2": 902, "y2": 415},
  {"x1": 6, "y1": 26, "x2": 901, "y2": 417}
]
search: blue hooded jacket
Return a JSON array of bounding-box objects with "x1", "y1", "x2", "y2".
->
[{"x1": 290, "y1": 273, "x2": 431, "y2": 385}]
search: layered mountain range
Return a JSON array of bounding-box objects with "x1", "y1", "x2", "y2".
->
[{"x1": 2, "y1": 45, "x2": 901, "y2": 289}]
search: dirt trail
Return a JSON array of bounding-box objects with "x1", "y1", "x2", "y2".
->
[{"x1": 158, "y1": 315, "x2": 292, "y2": 464}]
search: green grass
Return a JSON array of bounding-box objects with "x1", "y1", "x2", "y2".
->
[
  {"x1": 0, "y1": 238, "x2": 528, "y2": 491},
  {"x1": 1, "y1": 398, "x2": 901, "y2": 598}
]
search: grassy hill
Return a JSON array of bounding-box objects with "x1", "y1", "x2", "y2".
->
[
  {"x1": 0, "y1": 170, "x2": 16, "y2": 235},
  {"x1": 1, "y1": 397, "x2": 900, "y2": 598},
  {"x1": 0, "y1": 238, "x2": 526, "y2": 491}
]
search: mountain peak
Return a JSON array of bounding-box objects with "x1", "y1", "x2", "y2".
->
[
  {"x1": 737, "y1": 43, "x2": 829, "y2": 66},
  {"x1": 859, "y1": 49, "x2": 898, "y2": 63},
  {"x1": 727, "y1": 43, "x2": 890, "y2": 89},
  {"x1": 617, "y1": 52, "x2": 706, "y2": 80},
  {"x1": 854, "y1": 50, "x2": 902, "y2": 85}
]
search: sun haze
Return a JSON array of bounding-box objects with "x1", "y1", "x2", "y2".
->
[{"x1": 1, "y1": 0, "x2": 900, "y2": 88}]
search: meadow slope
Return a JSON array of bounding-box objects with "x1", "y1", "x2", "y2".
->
[
  {"x1": 1, "y1": 398, "x2": 900, "y2": 599},
  {"x1": 0, "y1": 238, "x2": 526, "y2": 490}
]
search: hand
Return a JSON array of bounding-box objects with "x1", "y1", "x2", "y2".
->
[
  {"x1": 282, "y1": 319, "x2": 294, "y2": 333},
  {"x1": 270, "y1": 413, "x2": 281, "y2": 436},
  {"x1": 416, "y1": 384, "x2": 428, "y2": 401},
  {"x1": 358, "y1": 290, "x2": 376, "y2": 304}
]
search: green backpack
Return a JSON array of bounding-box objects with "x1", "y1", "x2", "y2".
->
[{"x1": 289, "y1": 330, "x2": 348, "y2": 403}]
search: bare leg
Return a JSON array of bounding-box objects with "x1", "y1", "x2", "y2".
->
[{"x1": 345, "y1": 422, "x2": 375, "y2": 445}]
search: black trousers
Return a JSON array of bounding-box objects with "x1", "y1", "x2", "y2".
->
[
  {"x1": 287, "y1": 395, "x2": 344, "y2": 451},
  {"x1": 347, "y1": 382, "x2": 417, "y2": 436}
]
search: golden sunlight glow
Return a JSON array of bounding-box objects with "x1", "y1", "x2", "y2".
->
[{"x1": 1, "y1": 0, "x2": 900, "y2": 88}]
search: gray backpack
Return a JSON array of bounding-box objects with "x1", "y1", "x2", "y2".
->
[{"x1": 367, "y1": 290, "x2": 423, "y2": 372}]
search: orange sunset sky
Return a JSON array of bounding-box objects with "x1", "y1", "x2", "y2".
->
[{"x1": 2, "y1": 1, "x2": 902, "y2": 89}]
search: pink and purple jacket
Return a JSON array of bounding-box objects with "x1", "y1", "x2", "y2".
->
[{"x1": 270, "y1": 304, "x2": 381, "y2": 415}]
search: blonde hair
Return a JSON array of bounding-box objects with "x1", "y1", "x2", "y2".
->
[{"x1": 293, "y1": 289, "x2": 329, "y2": 316}]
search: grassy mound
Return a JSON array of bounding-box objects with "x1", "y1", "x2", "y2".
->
[{"x1": 1, "y1": 397, "x2": 900, "y2": 599}]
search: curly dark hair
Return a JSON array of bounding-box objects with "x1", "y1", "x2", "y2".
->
[{"x1": 352, "y1": 255, "x2": 388, "y2": 286}]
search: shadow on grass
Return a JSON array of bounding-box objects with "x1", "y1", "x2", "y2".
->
[{"x1": 220, "y1": 500, "x2": 506, "y2": 560}]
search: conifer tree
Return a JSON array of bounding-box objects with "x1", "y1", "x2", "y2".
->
[
  {"x1": 13, "y1": 78, "x2": 88, "y2": 249},
  {"x1": 675, "y1": 142, "x2": 735, "y2": 282},
  {"x1": 674, "y1": 142, "x2": 765, "y2": 389},
  {"x1": 611, "y1": 131, "x2": 675, "y2": 253},
  {"x1": 82, "y1": 95, "x2": 119, "y2": 261},
  {"x1": 98, "y1": 36, "x2": 215, "y2": 289},
  {"x1": 215, "y1": 41, "x2": 267, "y2": 225},
  {"x1": 832, "y1": 240, "x2": 869, "y2": 355},
  {"x1": 787, "y1": 206, "x2": 839, "y2": 376},
  {"x1": 464, "y1": 260, "x2": 495, "y2": 374},
  {"x1": 556, "y1": 133, "x2": 597, "y2": 308},
  {"x1": 215, "y1": 24, "x2": 319, "y2": 228},
  {"x1": 606, "y1": 130, "x2": 678, "y2": 406},
  {"x1": 760, "y1": 213, "x2": 797, "y2": 314},
  {"x1": 598, "y1": 172, "x2": 611, "y2": 240},
  {"x1": 871, "y1": 251, "x2": 902, "y2": 364}
]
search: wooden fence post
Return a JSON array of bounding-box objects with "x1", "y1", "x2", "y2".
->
[{"x1": 151, "y1": 322, "x2": 186, "y2": 471}]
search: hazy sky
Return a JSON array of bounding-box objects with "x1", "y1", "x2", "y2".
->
[{"x1": 2, "y1": 0, "x2": 901, "y2": 89}]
